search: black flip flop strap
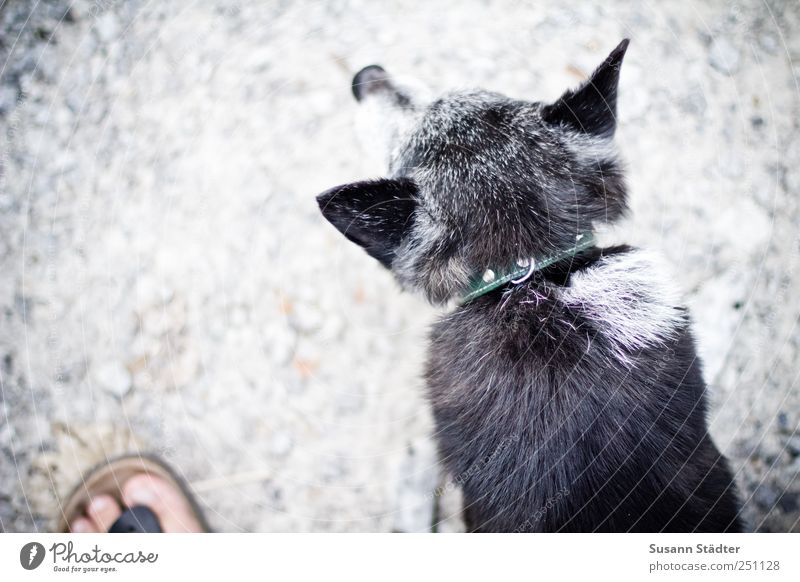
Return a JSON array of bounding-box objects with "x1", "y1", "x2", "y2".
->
[{"x1": 108, "y1": 505, "x2": 163, "y2": 533}]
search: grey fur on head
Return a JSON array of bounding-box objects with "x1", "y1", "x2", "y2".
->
[{"x1": 321, "y1": 41, "x2": 628, "y2": 304}]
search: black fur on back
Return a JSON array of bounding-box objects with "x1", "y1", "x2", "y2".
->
[{"x1": 426, "y1": 247, "x2": 742, "y2": 532}]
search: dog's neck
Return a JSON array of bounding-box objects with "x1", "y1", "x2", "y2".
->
[{"x1": 458, "y1": 232, "x2": 596, "y2": 304}]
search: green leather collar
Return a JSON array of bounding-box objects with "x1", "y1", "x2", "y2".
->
[{"x1": 459, "y1": 232, "x2": 596, "y2": 304}]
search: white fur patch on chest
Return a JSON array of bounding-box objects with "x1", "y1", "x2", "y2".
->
[{"x1": 559, "y1": 249, "x2": 687, "y2": 358}]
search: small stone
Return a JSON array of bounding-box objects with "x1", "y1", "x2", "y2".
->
[
  {"x1": 679, "y1": 86, "x2": 707, "y2": 117},
  {"x1": 230, "y1": 306, "x2": 248, "y2": 327},
  {"x1": 289, "y1": 304, "x2": 323, "y2": 334},
  {"x1": 335, "y1": 383, "x2": 366, "y2": 415},
  {"x1": 271, "y1": 431, "x2": 293, "y2": 457},
  {"x1": 777, "y1": 493, "x2": 799, "y2": 513},
  {"x1": 753, "y1": 484, "x2": 778, "y2": 508},
  {"x1": 0, "y1": 422, "x2": 14, "y2": 447},
  {"x1": 709, "y1": 37, "x2": 740, "y2": 75},
  {"x1": 776, "y1": 412, "x2": 790, "y2": 432},
  {"x1": 321, "y1": 458, "x2": 348, "y2": 483},
  {"x1": 262, "y1": 324, "x2": 296, "y2": 366},
  {"x1": 786, "y1": 435, "x2": 800, "y2": 457},
  {"x1": 318, "y1": 313, "x2": 345, "y2": 341},
  {"x1": 95, "y1": 13, "x2": 119, "y2": 43},
  {"x1": 93, "y1": 361, "x2": 132, "y2": 397},
  {"x1": 759, "y1": 33, "x2": 778, "y2": 55},
  {"x1": 166, "y1": 349, "x2": 199, "y2": 389},
  {"x1": 717, "y1": 150, "x2": 744, "y2": 179},
  {"x1": 134, "y1": 275, "x2": 172, "y2": 307},
  {"x1": 184, "y1": 394, "x2": 205, "y2": 418},
  {"x1": 0, "y1": 84, "x2": 19, "y2": 115}
]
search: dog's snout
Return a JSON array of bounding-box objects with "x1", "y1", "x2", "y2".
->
[{"x1": 352, "y1": 65, "x2": 391, "y2": 102}]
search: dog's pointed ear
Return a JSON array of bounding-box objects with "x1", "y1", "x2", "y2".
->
[
  {"x1": 542, "y1": 39, "x2": 629, "y2": 137},
  {"x1": 316, "y1": 178, "x2": 419, "y2": 268}
]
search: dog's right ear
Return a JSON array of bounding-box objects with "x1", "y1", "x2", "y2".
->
[
  {"x1": 316, "y1": 178, "x2": 419, "y2": 268},
  {"x1": 542, "y1": 39, "x2": 629, "y2": 137}
]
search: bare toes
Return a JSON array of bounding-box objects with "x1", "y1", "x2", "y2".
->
[{"x1": 70, "y1": 516, "x2": 97, "y2": 533}]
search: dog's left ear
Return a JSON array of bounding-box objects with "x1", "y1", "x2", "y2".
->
[
  {"x1": 316, "y1": 178, "x2": 418, "y2": 268},
  {"x1": 542, "y1": 39, "x2": 629, "y2": 137}
]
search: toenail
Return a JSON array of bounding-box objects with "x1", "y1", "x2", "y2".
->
[
  {"x1": 90, "y1": 496, "x2": 111, "y2": 511},
  {"x1": 126, "y1": 482, "x2": 156, "y2": 505}
]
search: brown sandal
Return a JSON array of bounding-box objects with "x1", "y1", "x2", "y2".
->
[{"x1": 58, "y1": 454, "x2": 210, "y2": 533}]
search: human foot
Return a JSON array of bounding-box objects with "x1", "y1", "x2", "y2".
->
[{"x1": 60, "y1": 455, "x2": 208, "y2": 533}]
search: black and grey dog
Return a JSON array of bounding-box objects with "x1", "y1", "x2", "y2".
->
[{"x1": 317, "y1": 40, "x2": 743, "y2": 532}]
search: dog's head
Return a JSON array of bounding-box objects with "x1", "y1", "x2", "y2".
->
[{"x1": 318, "y1": 40, "x2": 630, "y2": 304}]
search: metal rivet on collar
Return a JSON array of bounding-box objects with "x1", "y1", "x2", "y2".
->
[
  {"x1": 481, "y1": 269, "x2": 496, "y2": 283},
  {"x1": 516, "y1": 257, "x2": 533, "y2": 269}
]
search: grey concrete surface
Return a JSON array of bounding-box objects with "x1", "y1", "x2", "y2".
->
[{"x1": 1, "y1": 0, "x2": 799, "y2": 532}]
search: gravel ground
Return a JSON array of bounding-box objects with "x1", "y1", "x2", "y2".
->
[{"x1": 1, "y1": 0, "x2": 799, "y2": 532}]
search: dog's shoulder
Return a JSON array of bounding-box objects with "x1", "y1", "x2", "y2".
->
[{"x1": 559, "y1": 247, "x2": 688, "y2": 353}]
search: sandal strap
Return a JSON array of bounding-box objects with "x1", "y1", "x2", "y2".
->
[{"x1": 108, "y1": 506, "x2": 163, "y2": 533}]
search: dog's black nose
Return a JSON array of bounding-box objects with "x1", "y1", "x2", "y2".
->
[{"x1": 352, "y1": 65, "x2": 391, "y2": 101}]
